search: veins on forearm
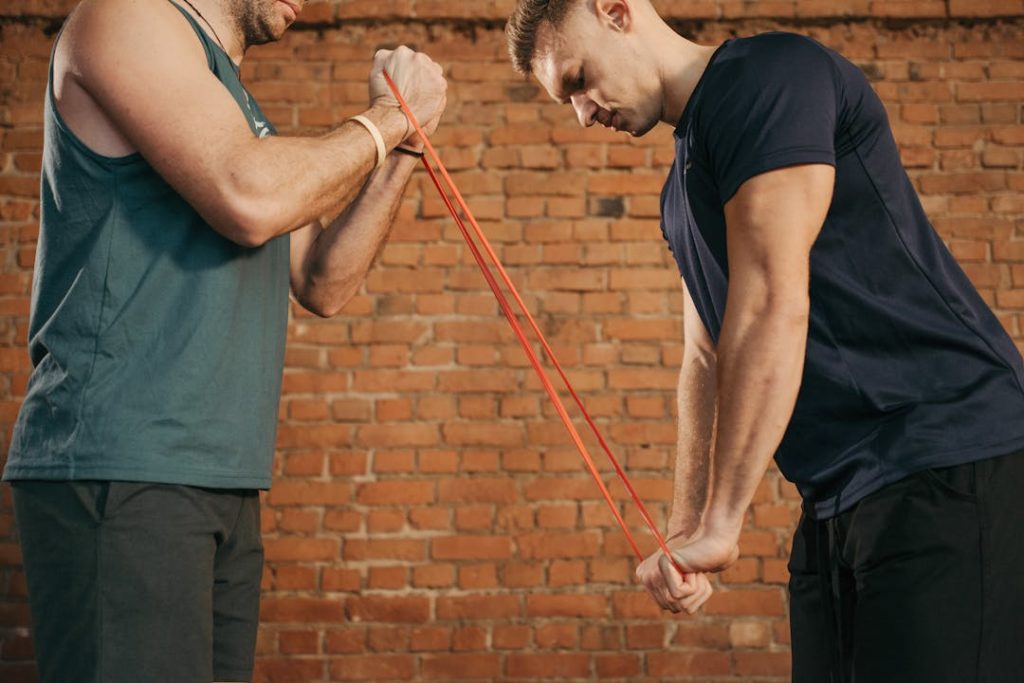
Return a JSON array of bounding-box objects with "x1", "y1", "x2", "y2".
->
[{"x1": 669, "y1": 358, "x2": 718, "y2": 539}]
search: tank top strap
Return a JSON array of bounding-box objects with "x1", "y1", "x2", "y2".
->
[{"x1": 166, "y1": 1, "x2": 218, "y2": 71}]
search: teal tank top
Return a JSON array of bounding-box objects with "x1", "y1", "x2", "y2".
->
[{"x1": 4, "y1": 3, "x2": 289, "y2": 489}]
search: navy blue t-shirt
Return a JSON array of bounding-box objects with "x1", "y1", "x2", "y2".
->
[{"x1": 661, "y1": 32, "x2": 1024, "y2": 519}]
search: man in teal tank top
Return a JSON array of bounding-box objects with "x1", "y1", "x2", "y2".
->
[{"x1": 3, "y1": 0, "x2": 446, "y2": 680}]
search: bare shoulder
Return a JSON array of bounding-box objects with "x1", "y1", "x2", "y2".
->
[
  {"x1": 53, "y1": 0, "x2": 211, "y2": 156},
  {"x1": 62, "y1": 0, "x2": 207, "y2": 80}
]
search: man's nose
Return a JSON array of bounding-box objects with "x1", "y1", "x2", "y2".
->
[{"x1": 570, "y1": 93, "x2": 597, "y2": 128}]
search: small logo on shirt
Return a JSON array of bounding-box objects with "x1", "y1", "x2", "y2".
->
[{"x1": 243, "y1": 91, "x2": 272, "y2": 139}]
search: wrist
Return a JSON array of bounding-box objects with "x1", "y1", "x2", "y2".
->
[
  {"x1": 666, "y1": 514, "x2": 700, "y2": 542},
  {"x1": 365, "y1": 102, "x2": 410, "y2": 149},
  {"x1": 700, "y1": 502, "x2": 745, "y2": 540},
  {"x1": 392, "y1": 144, "x2": 424, "y2": 160}
]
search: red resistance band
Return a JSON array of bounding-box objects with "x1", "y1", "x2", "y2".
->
[{"x1": 382, "y1": 70, "x2": 685, "y2": 576}]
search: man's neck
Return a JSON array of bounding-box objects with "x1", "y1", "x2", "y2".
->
[
  {"x1": 657, "y1": 30, "x2": 721, "y2": 128},
  {"x1": 179, "y1": 0, "x2": 245, "y2": 64}
]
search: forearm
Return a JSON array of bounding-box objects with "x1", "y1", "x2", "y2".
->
[
  {"x1": 702, "y1": 301, "x2": 808, "y2": 535},
  {"x1": 292, "y1": 148, "x2": 419, "y2": 316},
  {"x1": 227, "y1": 104, "x2": 411, "y2": 245},
  {"x1": 668, "y1": 351, "x2": 717, "y2": 539}
]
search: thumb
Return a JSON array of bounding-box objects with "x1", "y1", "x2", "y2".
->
[
  {"x1": 658, "y1": 549, "x2": 691, "y2": 578},
  {"x1": 668, "y1": 542, "x2": 718, "y2": 574}
]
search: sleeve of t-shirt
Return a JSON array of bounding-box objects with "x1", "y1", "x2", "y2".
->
[{"x1": 696, "y1": 33, "x2": 841, "y2": 205}]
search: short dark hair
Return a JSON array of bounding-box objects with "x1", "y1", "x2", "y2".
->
[{"x1": 506, "y1": 0, "x2": 580, "y2": 74}]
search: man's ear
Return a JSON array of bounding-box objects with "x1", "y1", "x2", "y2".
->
[{"x1": 594, "y1": 0, "x2": 631, "y2": 32}]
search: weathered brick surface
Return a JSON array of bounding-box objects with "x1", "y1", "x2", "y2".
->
[{"x1": 0, "y1": 3, "x2": 1022, "y2": 681}]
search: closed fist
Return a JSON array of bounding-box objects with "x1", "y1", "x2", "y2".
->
[{"x1": 370, "y1": 46, "x2": 447, "y2": 141}]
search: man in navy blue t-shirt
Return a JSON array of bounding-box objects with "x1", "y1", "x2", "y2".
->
[{"x1": 507, "y1": 0, "x2": 1024, "y2": 680}]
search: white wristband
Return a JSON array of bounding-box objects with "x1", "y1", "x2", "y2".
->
[{"x1": 349, "y1": 115, "x2": 386, "y2": 171}]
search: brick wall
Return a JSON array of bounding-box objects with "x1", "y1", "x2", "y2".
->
[{"x1": 0, "y1": 1, "x2": 1022, "y2": 681}]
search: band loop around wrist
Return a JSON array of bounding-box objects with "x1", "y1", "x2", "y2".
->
[
  {"x1": 393, "y1": 144, "x2": 425, "y2": 158},
  {"x1": 348, "y1": 114, "x2": 387, "y2": 171}
]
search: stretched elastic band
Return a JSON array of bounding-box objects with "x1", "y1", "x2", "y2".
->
[
  {"x1": 349, "y1": 114, "x2": 386, "y2": 171},
  {"x1": 381, "y1": 69, "x2": 687, "y2": 575}
]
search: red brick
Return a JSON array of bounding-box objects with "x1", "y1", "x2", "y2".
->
[
  {"x1": 356, "y1": 423, "x2": 438, "y2": 447},
  {"x1": 648, "y1": 651, "x2": 732, "y2": 677},
  {"x1": 409, "y1": 625, "x2": 451, "y2": 652},
  {"x1": 505, "y1": 561, "x2": 546, "y2": 588},
  {"x1": 436, "y1": 595, "x2": 521, "y2": 620},
  {"x1": 255, "y1": 658, "x2": 327, "y2": 681},
  {"x1": 343, "y1": 538, "x2": 426, "y2": 562},
  {"x1": 535, "y1": 623, "x2": 578, "y2": 648},
  {"x1": 276, "y1": 424, "x2": 353, "y2": 449},
  {"x1": 596, "y1": 653, "x2": 642, "y2": 678},
  {"x1": 262, "y1": 597, "x2": 343, "y2": 623},
  {"x1": 367, "y1": 565, "x2": 406, "y2": 589},
  {"x1": 346, "y1": 596, "x2": 429, "y2": 624},
  {"x1": 458, "y1": 563, "x2": 498, "y2": 589},
  {"x1": 524, "y1": 478, "x2": 603, "y2": 501},
  {"x1": 279, "y1": 629, "x2": 319, "y2": 655},
  {"x1": 442, "y1": 421, "x2": 525, "y2": 446},
  {"x1": 421, "y1": 653, "x2": 501, "y2": 679},
  {"x1": 626, "y1": 624, "x2": 665, "y2": 649},
  {"x1": 527, "y1": 594, "x2": 607, "y2": 618},
  {"x1": 356, "y1": 481, "x2": 434, "y2": 505},
  {"x1": 322, "y1": 568, "x2": 362, "y2": 592},
  {"x1": 268, "y1": 482, "x2": 351, "y2": 506},
  {"x1": 507, "y1": 653, "x2": 590, "y2": 679},
  {"x1": 264, "y1": 538, "x2": 338, "y2": 562},
  {"x1": 432, "y1": 535, "x2": 514, "y2": 560},
  {"x1": 413, "y1": 564, "x2": 455, "y2": 588},
  {"x1": 516, "y1": 531, "x2": 602, "y2": 559},
  {"x1": 439, "y1": 478, "x2": 517, "y2": 503},
  {"x1": 734, "y1": 650, "x2": 793, "y2": 676},
  {"x1": 705, "y1": 589, "x2": 787, "y2": 617},
  {"x1": 282, "y1": 451, "x2": 325, "y2": 476},
  {"x1": 328, "y1": 655, "x2": 415, "y2": 681},
  {"x1": 493, "y1": 624, "x2": 531, "y2": 649},
  {"x1": 730, "y1": 620, "x2": 772, "y2": 648}
]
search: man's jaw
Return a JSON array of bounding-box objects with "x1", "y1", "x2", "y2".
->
[
  {"x1": 594, "y1": 109, "x2": 625, "y2": 132},
  {"x1": 599, "y1": 110, "x2": 653, "y2": 137}
]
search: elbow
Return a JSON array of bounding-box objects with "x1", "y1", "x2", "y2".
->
[
  {"x1": 219, "y1": 196, "x2": 282, "y2": 248},
  {"x1": 198, "y1": 140, "x2": 301, "y2": 247},
  {"x1": 292, "y1": 278, "x2": 358, "y2": 319},
  {"x1": 751, "y1": 297, "x2": 810, "y2": 343},
  {"x1": 725, "y1": 286, "x2": 810, "y2": 340},
  {"x1": 305, "y1": 299, "x2": 344, "y2": 319},
  {"x1": 765, "y1": 295, "x2": 810, "y2": 328},
  {"x1": 230, "y1": 227, "x2": 271, "y2": 249},
  {"x1": 214, "y1": 163, "x2": 292, "y2": 248},
  {"x1": 743, "y1": 280, "x2": 810, "y2": 327},
  {"x1": 689, "y1": 342, "x2": 717, "y2": 370},
  {"x1": 291, "y1": 285, "x2": 335, "y2": 318},
  {"x1": 304, "y1": 305, "x2": 335, "y2": 319},
  {"x1": 301, "y1": 298, "x2": 352, "y2": 319}
]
